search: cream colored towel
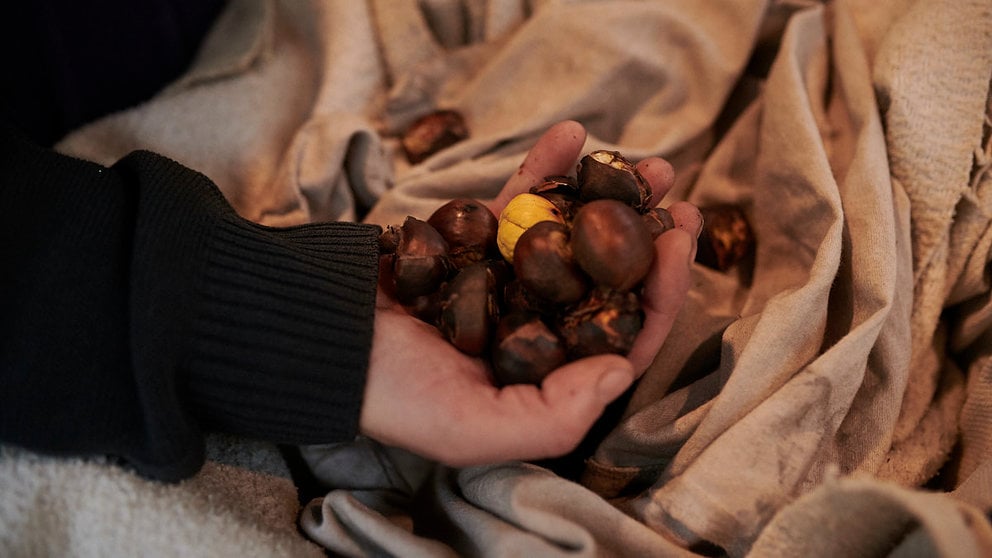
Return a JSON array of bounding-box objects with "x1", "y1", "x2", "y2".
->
[
  {"x1": 0, "y1": 436, "x2": 323, "y2": 557},
  {"x1": 2, "y1": 0, "x2": 988, "y2": 556}
]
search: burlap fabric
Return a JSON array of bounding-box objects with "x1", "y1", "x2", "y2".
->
[{"x1": 3, "y1": 0, "x2": 990, "y2": 556}]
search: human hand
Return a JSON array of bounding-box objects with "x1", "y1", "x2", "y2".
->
[{"x1": 359, "y1": 120, "x2": 702, "y2": 467}]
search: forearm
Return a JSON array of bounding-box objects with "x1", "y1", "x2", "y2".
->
[{"x1": 0, "y1": 126, "x2": 380, "y2": 481}]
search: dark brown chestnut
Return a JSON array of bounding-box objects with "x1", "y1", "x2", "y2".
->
[
  {"x1": 643, "y1": 207, "x2": 676, "y2": 239},
  {"x1": 538, "y1": 192, "x2": 583, "y2": 223},
  {"x1": 491, "y1": 312, "x2": 566, "y2": 386},
  {"x1": 512, "y1": 221, "x2": 589, "y2": 305},
  {"x1": 389, "y1": 217, "x2": 451, "y2": 302},
  {"x1": 576, "y1": 150, "x2": 653, "y2": 211},
  {"x1": 570, "y1": 199, "x2": 655, "y2": 292},
  {"x1": 438, "y1": 262, "x2": 501, "y2": 356},
  {"x1": 530, "y1": 176, "x2": 582, "y2": 219},
  {"x1": 696, "y1": 204, "x2": 754, "y2": 271},
  {"x1": 427, "y1": 198, "x2": 499, "y2": 269},
  {"x1": 401, "y1": 290, "x2": 444, "y2": 325},
  {"x1": 378, "y1": 223, "x2": 405, "y2": 255},
  {"x1": 402, "y1": 109, "x2": 469, "y2": 164},
  {"x1": 557, "y1": 287, "x2": 643, "y2": 359},
  {"x1": 503, "y1": 279, "x2": 558, "y2": 317}
]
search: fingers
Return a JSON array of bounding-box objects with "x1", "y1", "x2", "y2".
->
[
  {"x1": 488, "y1": 120, "x2": 587, "y2": 215},
  {"x1": 625, "y1": 227, "x2": 696, "y2": 374},
  {"x1": 624, "y1": 199, "x2": 701, "y2": 373},
  {"x1": 636, "y1": 157, "x2": 676, "y2": 206},
  {"x1": 667, "y1": 200, "x2": 704, "y2": 238},
  {"x1": 489, "y1": 122, "x2": 681, "y2": 218}
]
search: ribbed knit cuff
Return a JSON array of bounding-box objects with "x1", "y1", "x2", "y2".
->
[{"x1": 187, "y1": 218, "x2": 381, "y2": 444}]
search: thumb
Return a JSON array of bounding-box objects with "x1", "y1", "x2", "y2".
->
[
  {"x1": 542, "y1": 355, "x2": 635, "y2": 408},
  {"x1": 534, "y1": 355, "x2": 635, "y2": 453}
]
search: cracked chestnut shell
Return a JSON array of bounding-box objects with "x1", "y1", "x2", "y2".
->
[
  {"x1": 402, "y1": 290, "x2": 444, "y2": 325},
  {"x1": 531, "y1": 176, "x2": 582, "y2": 221},
  {"x1": 438, "y1": 262, "x2": 501, "y2": 356},
  {"x1": 570, "y1": 199, "x2": 655, "y2": 292},
  {"x1": 512, "y1": 221, "x2": 589, "y2": 305},
  {"x1": 427, "y1": 198, "x2": 499, "y2": 269},
  {"x1": 402, "y1": 109, "x2": 469, "y2": 164},
  {"x1": 503, "y1": 279, "x2": 558, "y2": 317},
  {"x1": 643, "y1": 207, "x2": 676, "y2": 239},
  {"x1": 696, "y1": 204, "x2": 754, "y2": 271},
  {"x1": 491, "y1": 312, "x2": 566, "y2": 386},
  {"x1": 576, "y1": 150, "x2": 653, "y2": 211},
  {"x1": 382, "y1": 217, "x2": 451, "y2": 302},
  {"x1": 557, "y1": 287, "x2": 643, "y2": 359}
]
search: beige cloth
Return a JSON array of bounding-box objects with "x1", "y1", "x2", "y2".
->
[
  {"x1": 0, "y1": 436, "x2": 324, "y2": 557},
  {"x1": 3, "y1": 0, "x2": 991, "y2": 556}
]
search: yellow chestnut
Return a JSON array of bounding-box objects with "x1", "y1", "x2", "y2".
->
[{"x1": 496, "y1": 193, "x2": 565, "y2": 263}]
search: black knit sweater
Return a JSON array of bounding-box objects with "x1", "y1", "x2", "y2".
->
[{"x1": 0, "y1": 126, "x2": 381, "y2": 481}]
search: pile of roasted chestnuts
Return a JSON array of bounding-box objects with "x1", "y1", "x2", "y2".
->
[{"x1": 378, "y1": 150, "x2": 689, "y2": 386}]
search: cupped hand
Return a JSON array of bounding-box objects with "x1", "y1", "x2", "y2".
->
[{"x1": 359, "y1": 120, "x2": 701, "y2": 467}]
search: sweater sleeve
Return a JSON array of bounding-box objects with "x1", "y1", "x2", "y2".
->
[{"x1": 0, "y1": 125, "x2": 381, "y2": 482}]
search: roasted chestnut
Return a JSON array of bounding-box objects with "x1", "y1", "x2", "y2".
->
[
  {"x1": 570, "y1": 199, "x2": 655, "y2": 292},
  {"x1": 496, "y1": 193, "x2": 566, "y2": 262},
  {"x1": 696, "y1": 204, "x2": 754, "y2": 271},
  {"x1": 428, "y1": 198, "x2": 499, "y2": 269},
  {"x1": 512, "y1": 220, "x2": 589, "y2": 305},
  {"x1": 576, "y1": 150, "x2": 653, "y2": 211},
  {"x1": 437, "y1": 262, "x2": 501, "y2": 356},
  {"x1": 401, "y1": 290, "x2": 444, "y2": 325},
  {"x1": 557, "y1": 287, "x2": 643, "y2": 359},
  {"x1": 401, "y1": 109, "x2": 469, "y2": 164},
  {"x1": 491, "y1": 312, "x2": 566, "y2": 386},
  {"x1": 643, "y1": 207, "x2": 676, "y2": 239},
  {"x1": 378, "y1": 225, "x2": 399, "y2": 255},
  {"x1": 383, "y1": 217, "x2": 451, "y2": 302},
  {"x1": 538, "y1": 192, "x2": 583, "y2": 223},
  {"x1": 530, "y1": 175, "x2": 582, "y2": 218},
  {"x1": 503, "y1": 278, "x2": 558, "y2": 317}
]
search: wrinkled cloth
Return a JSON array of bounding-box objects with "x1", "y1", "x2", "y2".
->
[{"x1": 4, "y1": 0, "x2": 991, "y2": 556}]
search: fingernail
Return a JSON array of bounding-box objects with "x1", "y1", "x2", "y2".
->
[{"x1": 596, "y1": 368, "x2": 633, "y2": 404}]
